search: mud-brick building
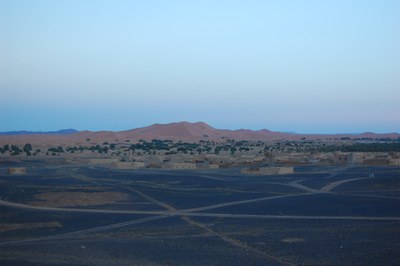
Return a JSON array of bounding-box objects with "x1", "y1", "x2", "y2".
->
[{"x1": 8, "y1": 167, "x2": 27, "y2": 174}]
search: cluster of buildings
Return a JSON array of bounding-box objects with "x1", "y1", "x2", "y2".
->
[
  {"x1": 267, "y1": 151, "x2": 400, "y2": 166},
  {"x1": 73, "y1": 151, "x2": 400, "y2": 174},
  {"x1": 2, "y1": 140, "x2": 400, "y2": 174},
  {"x1": 80, "y1": 157, "x2": 220, "y2": 170}
]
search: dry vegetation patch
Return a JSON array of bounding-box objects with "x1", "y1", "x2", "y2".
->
[
  {"x1": 0, "y1": 222, "x2": 62, "y2": 233},
  {"x1": 281, "y1": 237, "x2": 305, "y2": 243},
  {"x1": 31, "y1": 191, "x2": 129, "y2": 207}
]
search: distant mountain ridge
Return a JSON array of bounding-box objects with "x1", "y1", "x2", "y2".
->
[
  {"x1": 0, "y1": 122, "x2": 398, "y2": 145},
  {"x1": 0, "y1": 129, "x2": 78, "y2": 135}
]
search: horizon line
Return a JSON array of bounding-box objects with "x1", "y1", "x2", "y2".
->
[{"x1": 0, "y1": 121, "x2": 399, "y2": 136}]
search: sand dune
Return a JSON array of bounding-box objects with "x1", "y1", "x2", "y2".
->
[{"x1": 0, "y1": 121, "x2": 398, "y2": 145}]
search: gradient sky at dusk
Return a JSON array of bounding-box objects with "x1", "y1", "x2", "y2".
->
[{"x1": 1, "y1": 0, "x2": 399, "y2": 133}]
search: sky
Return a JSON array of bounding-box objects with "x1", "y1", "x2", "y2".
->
[{"x1": 1, "y1": 0, "x2": 399, "y2": 133}]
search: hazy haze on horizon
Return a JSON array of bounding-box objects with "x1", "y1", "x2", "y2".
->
[{"x1": 1, "y1": 0, "x2": 399, "y2": 134}]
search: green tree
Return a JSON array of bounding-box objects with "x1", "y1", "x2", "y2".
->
[
  {"x1": 11, "y1": 145, "x2": 22, "y2": 156},
  {"x1": 23, "y1": 143, "x2": 32, "y2": 155}
]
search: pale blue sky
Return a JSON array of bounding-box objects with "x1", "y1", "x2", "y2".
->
[{"x1": 1, "y1": 0, "x2": 399, "y2": 133}]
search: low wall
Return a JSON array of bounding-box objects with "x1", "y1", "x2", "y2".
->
[
  {"x1": 111, "y1": 162, "x2": 145, "y2": 169},
  {"x1": 241, "y1": 166, "x2": 294, "y2": 175}
]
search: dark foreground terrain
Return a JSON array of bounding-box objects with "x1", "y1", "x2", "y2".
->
[{"x1": 0, "y1": 162, "x2": 399, "y2": 265}]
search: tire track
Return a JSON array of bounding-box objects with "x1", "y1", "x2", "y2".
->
[
  {"x1": 321, "y1": 177, "x2": 368, "y2": 192},
  {"x1": 0, "y1": 215, "x2": 168, "y2": 247},
  {"x1": 126, "y1": 187, "x2": 292, "y2": 265}
]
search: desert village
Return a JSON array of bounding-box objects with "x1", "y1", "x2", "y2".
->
[
  {"x1": 1, "y1": 122, "x2": 399, "y2": 175},
  {"x1": 2, "y1": 137, "x2": 400, "y2": 175}
]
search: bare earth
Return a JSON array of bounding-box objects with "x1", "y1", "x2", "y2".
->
[{"x1": 31, "y1": 192, "x2": 129, "y2": 207}]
